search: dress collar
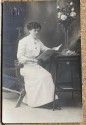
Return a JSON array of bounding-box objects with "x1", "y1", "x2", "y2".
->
[{"x1": 29, "y1": 34, "x2": 39, "y2": 41}]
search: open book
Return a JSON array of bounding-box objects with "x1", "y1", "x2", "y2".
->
[{"x1": 36, "y1": 44, "x2": 62, "y2": 61}]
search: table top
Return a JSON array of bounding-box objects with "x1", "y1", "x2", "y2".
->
[{"x1": 51, "y1": 52, "x2": 81, "y2": 62}]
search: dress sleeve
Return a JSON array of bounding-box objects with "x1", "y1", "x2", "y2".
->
[
  {"x1": 17, "y1": 39, "x2": 28, "y2": 63},
  {"x1": 40, "y1": 41, "x2": 50, "y2": 52}
]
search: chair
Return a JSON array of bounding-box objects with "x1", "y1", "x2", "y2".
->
[
  {"x1": 14, "y1": 60, "x2": 26, "y2": 107},
  {"x1": 2, "y1": 60, "x2": 26, "y2": 107}
]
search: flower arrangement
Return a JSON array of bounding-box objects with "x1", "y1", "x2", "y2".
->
[
  {"x1": 56, "y1": 1, "x2": 77, "y2": 55},
  {"x1": 56, "y1": 1, "x2": 76, "y2": 26}
]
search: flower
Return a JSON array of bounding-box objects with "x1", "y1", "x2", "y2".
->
[
  {"x1": 71, "y1": 8, "x2": 74, "y2": 11},
  {"x1": 70, "y1": 11, "x2": 76, "y2": 17},
  {"x1": 57, "y1": 5, "x2": 60, "y2": 9},
  {"x1": 58, "y1": 12, "x2": 62, "y2": 18},
  {"x1": 60, "y1": 14, "x2": 67, "y2": 21},
  {"x1": 57, "y1": 1, "x2": 76, "y2": 21},
  {"x1": 70, "y1": 2, "x2": 73, "y2": 6}
]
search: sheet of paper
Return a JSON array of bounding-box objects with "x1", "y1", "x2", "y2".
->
[{"x1": 53, "y1": 44, "x2": 62, "y2": 51}]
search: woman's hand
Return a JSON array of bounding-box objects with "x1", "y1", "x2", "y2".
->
[
  {"x1": 32, "y1": 59, "x2": 38, "y2": 63},
  {"x1": 52, "y1": 47, "x2": 57, "y2": 50},
  {"x1": 52, "y1": 44, "x2": 62, "y2": 51},
  {"x1": 25, "y1": 58, "x2": 38, "y2": 63}
]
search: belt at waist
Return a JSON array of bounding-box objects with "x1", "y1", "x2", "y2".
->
[
  {"x1": 24, "y1": 62, "x2": 38, "y2": 66},
  {"x1": 25, "y1": 61, "x2": 37, "y2": 64}
]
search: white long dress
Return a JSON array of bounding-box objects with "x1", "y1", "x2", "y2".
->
[{"x1": 17, "y1": 35, "x2": 58, "y2": 107}]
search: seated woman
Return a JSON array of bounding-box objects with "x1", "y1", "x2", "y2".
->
[{"x1": 17, "y1": 22, "x2": 58, "y2": 108}]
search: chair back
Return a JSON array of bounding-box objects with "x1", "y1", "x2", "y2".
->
[{"x1": 14, "y1": 60, "x2": 24, "y2": 87}]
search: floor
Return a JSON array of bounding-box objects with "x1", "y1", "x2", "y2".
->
[{"x1": 2, "y1": 92, "x2": 83, "y2": 124}]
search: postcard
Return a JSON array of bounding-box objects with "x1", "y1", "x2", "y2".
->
[{"x1": 1, "y1": 0, "x2": 83, "y2": 123}]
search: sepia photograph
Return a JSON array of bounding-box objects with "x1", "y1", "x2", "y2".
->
[{"x1": 2, "y1": 0, "x2": 82, "y2": 123}]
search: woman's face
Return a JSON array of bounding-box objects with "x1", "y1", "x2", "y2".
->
[{"x1": 29, "y1": 28, "x2": 40, "y2": 38}]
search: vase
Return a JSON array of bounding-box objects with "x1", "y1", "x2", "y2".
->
[{"x1": 60, "y1": 17, "x2": 75, "y2": 53}]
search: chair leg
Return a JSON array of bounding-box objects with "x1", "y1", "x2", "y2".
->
[
  {"x1": 72, "y1": 92, "x2": 74, "y2": 99},
  {"x1": 15, "y1": 90, "x2": 26, "y2": 107},
  {"x1": 53, "y1": 88, "x2": 56, "y2": 111}
]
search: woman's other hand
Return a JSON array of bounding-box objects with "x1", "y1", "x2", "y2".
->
[
  {"x1": 25, "y1": 58, "x2": 38, "y2": 63},
  {"x1": 33, "y1": 59, "x2": 38, "y2": 63},
  {"x1": 52, "y1": 44, "x2": 62, "y2": 51}
]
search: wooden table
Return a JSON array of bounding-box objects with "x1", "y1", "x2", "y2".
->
[{"x1": 50, "y1": 54, "x2": 82, "y2": 110}]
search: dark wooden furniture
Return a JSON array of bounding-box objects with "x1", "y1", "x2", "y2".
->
[
  {"x1": 14, "y1": 60, "x2": 26, "y2": 107},
  {"x1": 2, "y1": 61, "x2": 26, "y2": 107},
  {"x1": 52, "y1": 54, "x2": 82, "y2": 111}
]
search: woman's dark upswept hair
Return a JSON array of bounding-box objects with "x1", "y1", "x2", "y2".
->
[{"x1": 27, "y1": 22, "x2": 41, "y2": 30}]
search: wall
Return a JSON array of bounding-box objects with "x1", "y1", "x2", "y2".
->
[
  {"x1": 2, "y1": 2, "x2": 27, "y2": 67},
  {"x1": 2, "y1": 0, "x2": 80, "y2": 68},
  {"x1": 24, "y1": 0, "x2": 80, "y2": 49}
]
